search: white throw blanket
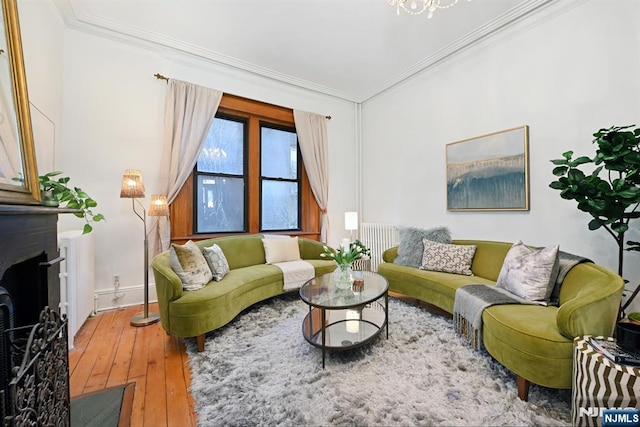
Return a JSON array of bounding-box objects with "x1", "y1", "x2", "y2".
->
[{"x1": 273, "y1": 260, "x2": 315, "y2": 291}]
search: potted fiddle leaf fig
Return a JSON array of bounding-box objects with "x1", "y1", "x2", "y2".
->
[
  {"x1": 39, "y1": 171, "x2": 105, "y2": 234},
  {"x1": 549, "y1": 124, "x2": 640, "y2": 323}
]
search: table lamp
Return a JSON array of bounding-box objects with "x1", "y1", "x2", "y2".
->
[{"x1": 345, "y1": 211, "x2": 358, "y2": 241}]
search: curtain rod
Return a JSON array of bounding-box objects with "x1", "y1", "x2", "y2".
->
[
  {"x1": 154, "y1": 73, "x2": 169, "y2": 82},
  {"x1": 153, "y1": 73, "x2": 331, "y2": 120}
]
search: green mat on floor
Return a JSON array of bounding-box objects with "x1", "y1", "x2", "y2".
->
[{"x1": 71, "y1": 383, "x2": 134, "y2": 427}]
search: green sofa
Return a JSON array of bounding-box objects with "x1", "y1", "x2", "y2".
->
[
  {"x1": 151, "y1": 234, "x2": 336, "y2": 352},
  {"x1": 377, "y1": 239, "x2": 624, "y2": 401}
]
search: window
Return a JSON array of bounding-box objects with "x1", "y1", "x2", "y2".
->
[
  {"x1": 169, "y1": 94, "x2": 320, "y2": 242},
  {"x1": 260, "y1": 124, "x2": 300, "y2": 231},
  {"x1": 195, "y1": 116, "x2": 246, "y2": 233}
]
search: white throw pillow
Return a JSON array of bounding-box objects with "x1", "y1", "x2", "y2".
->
[
  {"x1": 262, "y1": 237, "x2": 301, "y2": 264},
  {"x1": 496, "y1": 241, "x2": 560, "y2": 303},
  {"x1": 419, "y1": 239, "x2": 476, "y2": 276},
  {"x1": 203, "y1": 244, "x2": 230, "y2": 282},
  {"x1": 169, "y1": 240, "x2": 213, "y2": 291}
]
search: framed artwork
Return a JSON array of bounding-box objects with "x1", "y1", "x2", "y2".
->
[{"x1": 446, "y1": 125, "x2": 529, "y2": 211}]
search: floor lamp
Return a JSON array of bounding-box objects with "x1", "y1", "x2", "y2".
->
[{"x1": 120, "y1": 169, "x2": 169, "y2": 327}]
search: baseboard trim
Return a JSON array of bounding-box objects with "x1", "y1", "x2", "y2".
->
[{"x1": 94, "y1": 283, "x2": 158, "y2": 312}]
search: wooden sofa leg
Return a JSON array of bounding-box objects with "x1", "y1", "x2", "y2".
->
[
  {"x1": 196, "y1": 334, "x2": 205, "y2": 352},
  {"x1": 517, "y1": 375, "x2": 530, "y2": 401}
]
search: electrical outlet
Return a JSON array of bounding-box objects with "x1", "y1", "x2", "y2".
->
[{"x1": 113, "y1": 275, "x2": 121, "y2": 289}]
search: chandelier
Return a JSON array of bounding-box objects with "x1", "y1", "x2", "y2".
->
[{"x1": 388, "y1": 0, "x2": 469, "y2": 18}]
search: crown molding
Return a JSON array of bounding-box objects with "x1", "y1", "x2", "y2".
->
[
  {"x1": 52, "y1": 0, "x2": 573, "y2": 103},
  {"x1": 358, "y1": 0, "x2": 566, "y2": 102},
  {"x1": 52, "y1": 0, "x2": 359, "y2": 101}
]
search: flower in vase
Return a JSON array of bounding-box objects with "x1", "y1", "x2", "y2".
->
[{"x1": 320, "y1": 239, "x2": 371, "y2": 266}]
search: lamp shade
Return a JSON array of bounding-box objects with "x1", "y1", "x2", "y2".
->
[
  {"x1": 120, "y1": 169, "x2": 145, "y2": 198},
  {"x1": 345, "y1": 211, "x2": 358, "y2": 231},
  {"x1": 148, "y1": 194, "x2": 169, "y2": 217}
]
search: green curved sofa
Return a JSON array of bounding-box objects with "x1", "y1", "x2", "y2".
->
[
  {"x1": 151, "y1": 234, "x2": 335, "y2": 351},
  {"x1": 377, "y1": 239, "x2": 624, "y2": 401}
]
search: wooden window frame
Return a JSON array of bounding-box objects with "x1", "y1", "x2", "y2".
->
[{"x1": 169, "y1": 94, "x2": 321, "y2": 244}]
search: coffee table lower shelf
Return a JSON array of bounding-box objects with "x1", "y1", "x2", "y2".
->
[{"x1": 302, "y1": 301, "x2": 387, "y2": 368}]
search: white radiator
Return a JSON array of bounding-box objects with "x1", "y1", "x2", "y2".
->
[
  {"x1": 58, "y1": 230, "x2": 95, "y2": 349},
  {"x1": 360, "y1": 223, "x2": 399, "y2": 271}
]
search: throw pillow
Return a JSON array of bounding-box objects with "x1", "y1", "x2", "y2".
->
[
  {"x1": 169, "y1": 240, "x2": 213, "y2": 291},
  {"x1": 394, "y1": 226, "x2": 452, "y2": 267},
  {"x1": 419, "y1": 239, "x2": 476, "y2": 276},
  {"x1": 262, "y1": 237, "x2": 301, "y2": 264},
  {"x1": 495, "y1": 241, "x2": 560, "y2": 303},
  {"x1": 203, "y1": 244, "x2": 230, "y2": 282}
]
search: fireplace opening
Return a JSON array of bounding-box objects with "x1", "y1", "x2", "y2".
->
[
  {"x1": 0, "y1": 252, "x2": 54, "y2": 414},
  {"x1": 0, "y1": 261, "x2": 69, "y2": 424},
  {"x1": 0, "y1": 252, "x2": 49, "y2": 330}
]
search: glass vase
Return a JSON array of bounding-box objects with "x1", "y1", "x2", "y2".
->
[{"x1": 333, "y1": 263, "x2": 353, "y2": 289}]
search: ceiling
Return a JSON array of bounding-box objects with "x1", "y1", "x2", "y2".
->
[{"x1": 52, "y1": 0, "x2": 553, "y2": 102}]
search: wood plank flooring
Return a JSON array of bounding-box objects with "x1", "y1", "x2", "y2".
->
[{"x1": 69, "y1": 303, "x2": 196, "y2": 427}]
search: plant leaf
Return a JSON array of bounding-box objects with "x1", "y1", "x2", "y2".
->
[{"x1": 552, "y1": 166, "x2": 568, "y2": 176}]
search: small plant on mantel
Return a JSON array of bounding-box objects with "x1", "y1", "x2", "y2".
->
[
  {"x1": 549, "y1": 125, "x2": 640, "y2": 319},
  {"x1": 39, "y1": 171, "x2": 105, "y2": 234}
]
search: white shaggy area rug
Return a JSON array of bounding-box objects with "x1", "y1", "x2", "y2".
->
[{"x1": 186, "y1": 294, "x2": 571, "y2": 426}]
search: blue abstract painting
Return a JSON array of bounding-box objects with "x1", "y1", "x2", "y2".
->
[{"x1": 446, "y1": 126, "x2": 529, "y2": 211}]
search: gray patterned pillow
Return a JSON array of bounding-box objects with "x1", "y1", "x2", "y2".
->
[
  {"x1": 394, "y1": 226, "x2": 451, "y2": 267},
  {"x1": 203, "y1": 244, "x2": 230, "y2": 282},
  {"x1": 169, "y1": 240, "x2": 213, "y2": 291},
  {"x1": 495, "y1": 241, "x2": 560, "y2": 303},
  {"x1": 419, "y1": 239, "x2": 476, "y2": 276}
]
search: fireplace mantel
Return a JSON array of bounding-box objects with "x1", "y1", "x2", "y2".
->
[{"x1": 0, "y1": 204, "x2": 78, "y2": 215}]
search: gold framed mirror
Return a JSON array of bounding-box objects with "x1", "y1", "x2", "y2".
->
[{"x1": 0, "y1": 0, "x2": 39, "y2": 204}]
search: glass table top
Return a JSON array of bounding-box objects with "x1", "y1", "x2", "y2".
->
[{"x1": 299, "y1": 270, "x2": 388, "y2": 309}]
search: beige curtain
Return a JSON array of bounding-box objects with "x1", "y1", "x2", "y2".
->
[
  {"x1": 153, "y1": 79, "x2": 223, "y2": 254},
  {"x1": 293, "y1": 110, "x2": 329, "y2": 243}
]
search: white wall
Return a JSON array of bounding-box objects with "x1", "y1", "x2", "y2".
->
[
  {"x1": 19, "y1": 0, "x2": 640, "y2": 314},
  {"x1": 19, "y1": 0, "x2": 64, "y2": 173},
  {"x1": 20, "y1": 10, "x2": 356, "y2": 310},
  {"x1": 361, "y1": 0, "x2": 640, "y2": 312}
]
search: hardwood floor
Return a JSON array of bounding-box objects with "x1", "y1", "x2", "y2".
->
[{"x1": 69, "y1": 303, "x2": 196, "y2": 427}]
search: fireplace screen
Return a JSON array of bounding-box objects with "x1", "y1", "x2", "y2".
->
[
  {"x1": 0, "y1": 286, "x2": 14, "y2": 405},
  {"x1": 1, "y1": 306, "x2": 69, "y2": 426}
]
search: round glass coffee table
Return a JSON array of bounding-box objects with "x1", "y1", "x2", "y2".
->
[{"x1": 299, "y1": 270, "x2": 389, "y2": 368}]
